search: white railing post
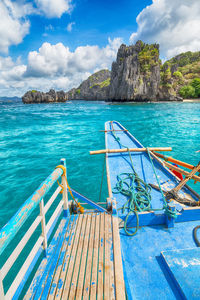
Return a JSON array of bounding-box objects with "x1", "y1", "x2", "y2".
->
[
  {"x1": 0, "y1": 273, "x2": 5, "y2": 299},
  {"x1": 39, "y1": 199, "x2": 47, "y2": 254},
  {"x1": 60, "y1": 158, "x2": 70, "y2": 217}
]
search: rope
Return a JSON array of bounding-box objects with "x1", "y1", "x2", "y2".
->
[
  {"x1": 146, "y1": 149, "x2": 177, "y2": 219},
  {"x1": 110, "y1": 121, "x2": 152, "y2": 236},
  {"x1": 55, "y1": 165, "x2": 84, "y2": 214},
  {"x1": 98, "y1": 155, "x2": 106, "y2": 202},
  {"x1": 110, "y1": 121, "x2": 176, "y2": 236}
]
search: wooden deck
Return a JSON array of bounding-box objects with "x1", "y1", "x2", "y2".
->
[{"x1": 25, "y1": 213, "x2": 126, "y2": 299}]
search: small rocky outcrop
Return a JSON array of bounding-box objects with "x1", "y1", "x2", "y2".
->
[
  {"x1": 109, "y1": 41, "x2": 181, "y2": 101},
  {"x1": 22, "y1": 89, "x2": 67, "y2": 104},
  {"x1": 66, "y1": 69, "x2": 111, "y2": 100}
]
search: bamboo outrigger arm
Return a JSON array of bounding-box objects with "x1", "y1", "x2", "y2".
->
[
  {"x1": 153, "y1": 152, "x2": 195, "y2": 170},
  {"x1": 90, "y1": 147, "x2": 172, "y2": 155},
  {"x1": 163, "y1": 161, "x2": 200, "y2": 183}
]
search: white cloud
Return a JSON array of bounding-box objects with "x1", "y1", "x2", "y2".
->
[
  {"x1": 130, "y1": 0, "x2": 200, "y2": 59},
  {"x1": 25, "y1": 37, "x2": 123, "y2": 77},
  {"x1": 0, "y1": 37, "x2": 123, "y2": 96},
  {"x1": 66, "y1": 22, "x2": 75, "y2": 32},
  {"x1": 0, "y1": 0, "x2": 32, "y2": 53},
  {"x1": 35, "y1": 0, "x2": 72, "y2": 18}
]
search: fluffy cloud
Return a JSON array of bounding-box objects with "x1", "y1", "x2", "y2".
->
[
  {"x1": 35, "y1": 0, "x2": 72, "y2": 18},
  {"x1": 0, "y1": 0, "x2": 32, "y2": 53},
  {"x1": 130, "y1": 0, "x2": 200, "y2": 59},
  {"x1": 25, "y1": 37, "x2": 123, "y2": 77},
  {"x1": 0, "y1": 37, "x2": 123, "y2": 96}
]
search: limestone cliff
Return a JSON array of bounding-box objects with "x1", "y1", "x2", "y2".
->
[
  {"x1": 22, "y1": 89, "x2": 67, "y2": 104},
  {"x1": 66, "y1": 69, "x2": 111, "y2": 100},
  {"x1": 109, "y1": 41, "x2": 181, "y2": 101}
]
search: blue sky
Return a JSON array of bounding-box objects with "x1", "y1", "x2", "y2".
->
[{"x1": 0, "y1": 0, "x2": 200, "y2": 96}]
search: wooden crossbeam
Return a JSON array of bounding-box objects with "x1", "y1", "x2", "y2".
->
[
  {"x1": 163, "y1": 161, "x2": 200, "y2": 183},
  {"x1": 90, "y1": 147, "x2": 172, "y2": 155}
]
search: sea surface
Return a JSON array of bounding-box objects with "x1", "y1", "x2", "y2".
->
[{"x1": 0, "y1": 99, "x2": 200, "y2": 294}]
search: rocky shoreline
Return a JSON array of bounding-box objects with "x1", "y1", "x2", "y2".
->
[{"x1": 22, "y1": 41, "x2": 200, "y2": 104}]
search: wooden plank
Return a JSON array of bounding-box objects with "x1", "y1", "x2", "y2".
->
[
  {"x1": 90, "y1": 213, "x2": 100, "y2": 300},
  {"x1": 53, "y1": 216, "x2": 79, "y2": 299},
  {"x1": 112, "y1": 216, "x2": 126, "y2": 300},
  {"x1": 153, "y1": 152, "x2": 195, "y2": 170},
  {"x1": 68, "y1": 215, "x2": 88, "y2": 299},
  {"x1": 33, "y1": 217, "x2": 71, "y2": 299},
  {"x1": 47, "y1": 216, "x2": 77, "y2": 299},
  {"x1": 76, "y1": 214, "x2": 92, "y2": 299},
  {"x1": 163, "y1": 161, "x2": 200, "y2": 182},
  {"x1": 109, "y1": 215, "x2": 115, "y2": 300},
  {"x1": 24, "y1": 218, "x2": 66, "y2": 300},
  {"x1": 6, "y1": 236, "x2": 44, "y2": 299},
  {"x1": 82, "y1": 214, "x2": 96, "y2": 299},
  {"x1": 41, "y1": 217, "x2": 74, "y2": 299},
  {"x1": 40, "y1": 199, "x2": 47, "y2": 251},
  {"x1": 104, "y1": 214, "x2": 110, "y2": 299},
  {"x1": 90, "y1": 147, "x2": 172, "y2": 155},
  {"x1": 61, "y1": 215, "x2": 84, "y2": 299},
  {"x1": 97, "y1": 213, "x2": 105, "y2": 300},
  {"x1": 173, "y1": 163, "x2": 200, "y2": 192},
  {"x1": 44, "y1": 186, "x2": 62, "y2": 214},
  {"x1": 1, "y1": 215, "x2": 42, "y2": 280}
]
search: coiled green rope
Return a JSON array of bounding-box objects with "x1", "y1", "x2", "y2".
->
[{"x1": 110, "y1": 122, "x2": 176, "y2": 236}]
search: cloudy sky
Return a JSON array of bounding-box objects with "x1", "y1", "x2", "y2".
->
[{"x1": 0, "y1": 0, "x2": 200, "y2": 97}]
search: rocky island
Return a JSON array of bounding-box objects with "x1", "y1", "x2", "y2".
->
[
  {"x1": 22, "y1": 41, "x2": 200, "y2": 103},
  {"x1": 22, "y1": 89, "x2": 67, "y2": 104}
]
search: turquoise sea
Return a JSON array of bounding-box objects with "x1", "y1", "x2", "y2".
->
[{"x1": 0, "y1": 99, "x2": 200, "y2": 294}]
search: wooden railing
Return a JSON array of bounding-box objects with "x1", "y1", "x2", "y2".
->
[{"x1": 0, "y1": 158, "x2": 69, "y2": 299}]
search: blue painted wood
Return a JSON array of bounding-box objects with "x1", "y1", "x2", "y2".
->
[
  {"x1": 24, "y1": 218, "x2": 67, "y2": 299},
  {"x1": 119, "y1": 220, "x2": 200, "y2": 299},
  {"x1": 161, "y1": 248, "x2": 200, "y2": 299},
  {"x1": 105, "y1": 121, "x2": 200, "y2": 222},
  {"x1": 70, "y1": 188, "x2": 107, "y2": 212},
  {"x1": 13, "y1": 211, "x2": 65, "y2": 299},
  {"x1": 33, "y1": 217, "x2": 72, "y2": 299},
  {"x1": 0, "y1": 167, "x2": 63, "y2": 256}
]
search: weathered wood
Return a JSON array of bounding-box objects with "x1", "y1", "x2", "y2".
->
[
  {"x1": 76, "y1": 214, "x2": 92, "y2": 299},
  {"x1": 0, "y1": 167, "x2": 63, "y2": 256},
  {"x1": 61, "y1": 215, "x2": 84, "y2": 299},
  {"x1": 68, "y1": 215, "x2": 87, "y2": 299},
  {"x1": 104, "y1": 214, "x2": 110, "y2": 299},
  {"x1": 47, "y1": 216, "x2": 75, "y2": 299},
  {"x1": 53, "y1": 217, "x2": 78, "y2": 299},
  {"x1": 6, "y1": 236, "x2": 44, "y2": 299},
  {"x1": 44, "y1": 186, "x2": 61, "y2": 214},
  {"x1": 112, "y1": 216, "x2": 126, "y2": 300},
  {"x1": 24, "y1": 218, "x2": 67, "y2": 300},
  {"x1": 40, "y1": 199, "x2": 47, "y2": 251},
  {"x1": 60, "y1": 158, "x2": 69, "y2": 213},
  {"x1": 164, "y1": 161, "x2": 200, "y2": 182},
  {"x1": 100, "y1": 129, "x2": 128, "y2": 132},
  {"x1": 173, "y1": 163, "x2": 200, "y2": 193},
  {"x1": 46, "y1": 200, "x2": 64, "y2": 233},
  {"x1": 1, "y1": 215, "x2": 42, "y2": 280},
  {"x1": 97, "y1": 213, "x2": 105, "y2": 300},
  {"x1": 0, "y1": 273, "x2": 5, "y2": 299},
  {"x1": 90, "y1": 213, "x2": 100, "y2": 300},
  {"x1": 109, "y1": 215, "x2": 115, "y2": 300},
  {"x1": 82, "y1": 214, "x2": 95, "y2": 299},
  {"x1": 90, "y1": 147, "x2": 172, "y2": 155},
  {"x1": 153, "y1": 152, "x2": 195, "y2": 170}
]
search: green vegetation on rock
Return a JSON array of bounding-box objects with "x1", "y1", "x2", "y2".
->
[{"x1": 179, "y1": 85, "x2": 196, "y2": 98}]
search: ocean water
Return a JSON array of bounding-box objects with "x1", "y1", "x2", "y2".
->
[{"x1": 0, "y1": 99, "x2": 200, "y2": 294}]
